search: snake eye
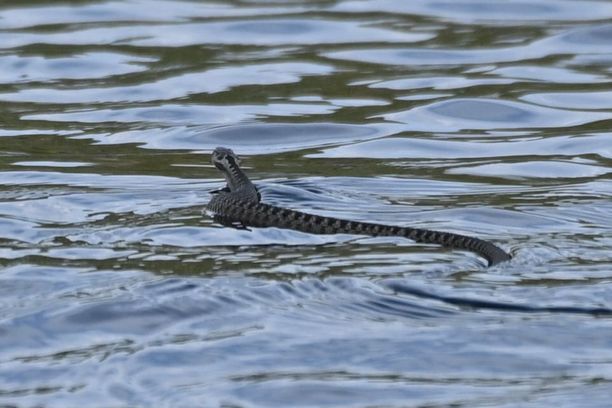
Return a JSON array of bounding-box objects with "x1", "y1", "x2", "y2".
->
[{"x1": 212, "y1": 147, "x2": 240, "y2": 169}]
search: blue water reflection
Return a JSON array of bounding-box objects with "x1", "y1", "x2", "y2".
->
[{"x1": 1, "y1": 0, "x2": 611, "y2": 407}]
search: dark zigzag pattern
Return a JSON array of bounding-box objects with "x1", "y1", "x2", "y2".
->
[{"x1": 210, "y1": 195, "x2": 511, "y2": 267}]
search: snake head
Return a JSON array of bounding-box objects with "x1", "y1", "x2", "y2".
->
[{"x1": 211, "y1": 147, "x2": 241, "y2": 172}]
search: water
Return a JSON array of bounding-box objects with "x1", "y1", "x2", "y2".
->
[{"x1": 1, "y1": 0, "x2": 611, "y2": 406}]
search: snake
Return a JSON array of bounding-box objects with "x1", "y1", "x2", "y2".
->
[{"x1": 207, "y1": 147, "x2": 511, "y2": 266}]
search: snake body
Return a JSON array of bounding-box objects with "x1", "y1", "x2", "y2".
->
[{"x1": 207, "y1": 147, "x2": 511, "y2": 267}]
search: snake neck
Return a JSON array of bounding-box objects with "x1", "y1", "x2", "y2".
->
[
  {"x1": 218, "y1": 157, "x2": 260, "y2": 203},
  {"x1": 225, "y1": 159, "x2": 256, "y2": 194},
  {"x1": 208, "y1": 149, "x2": 259, "y2": 214}
]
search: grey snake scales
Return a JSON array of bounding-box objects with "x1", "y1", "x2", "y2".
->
[{"x1": 207, "y1": 147, "x2": 511, "y2": 267}]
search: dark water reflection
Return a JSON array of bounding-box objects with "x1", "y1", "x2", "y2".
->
[{"x1": 1, "y1": 0, "x2": 612, "y2": 407}]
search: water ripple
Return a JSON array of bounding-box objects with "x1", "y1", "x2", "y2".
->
[
  {"x1": 0, "y1": 0, "x2": 308, "y2": 30},
  {"x1": 0, "y1": 53, "x2": 155, "y2": 83},
  {"x1": 324, "y1": 24, "x2": 612, "y2": 66},
  {"x1": 522, "y1": 90, "x2": 612, "y2": 109},
  {"x1": 384, "y1": 280, "x2": 612, "y2": 316},
  {"x1": 1, "y1": 0, "x2": 612, "y2": 406},
  {"x1": 75, "y1": 123, "x2": 395, "y2": 152},
  {"x1": 0, "y1": 62, "x2": 334, "y2": 104},
  {"x1": 383, "y1": 98, "x2": 611, "y2": 130},
  {"x1": 448, "y1": 160, "x2": 611, "y2": 179},
  {"x1": 332, "y1": 0, "x2": 612, "y2": 23},
  {"x1": 311, "y1": 133, "x2": 612, "y2": 159}
]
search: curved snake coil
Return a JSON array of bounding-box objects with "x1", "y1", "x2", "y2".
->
[{"x1": 207, "y1": 147, "x2": 511, "y2": 267}]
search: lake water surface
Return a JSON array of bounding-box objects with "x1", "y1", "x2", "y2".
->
[{"x1": 1, "y1": 1, "x2": 612, "y2": 407}]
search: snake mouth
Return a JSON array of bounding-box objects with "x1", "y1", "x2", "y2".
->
[{"x1": 214, "y1": 162, "x2": 225, "y2": 171}]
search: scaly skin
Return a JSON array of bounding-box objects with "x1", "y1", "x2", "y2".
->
[{"x1": 207, "y1": 147, "x2": 511, "y2": 267}]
